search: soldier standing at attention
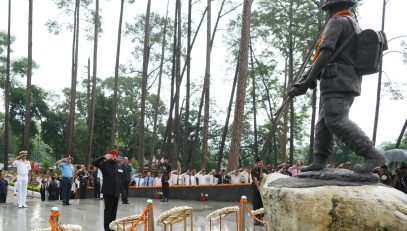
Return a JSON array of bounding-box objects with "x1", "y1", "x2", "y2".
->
[
  {"x1": 92, "y1": 149, "x2": 123, "y2": 231},
  {"x1": 9, "y1": 151, "x2": 31, "y2": 208},
  {"x1": 291, "y1": 0, "x2": 386, "y2": 173},
  {"x1": 251, "y1": 158, "x2": 269, "y2": 226},
  {"x1": 160, "y1": 157, "x2": 171, "y2": 202}
]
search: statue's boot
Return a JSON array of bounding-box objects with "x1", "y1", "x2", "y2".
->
[
  {"x1": 353, "y1": 147, "x2": 387, "y2": 173},
  {"x1": 300, "y1": 155, "x2": 327, "y2": 172}
]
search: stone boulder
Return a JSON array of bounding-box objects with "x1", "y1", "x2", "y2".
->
[{"x1": 261, "y1": 172, "x2": 407, "y2": 231}]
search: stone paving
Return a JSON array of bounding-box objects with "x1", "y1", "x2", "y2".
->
[{"x1": 0, "y1": 190, "x2": 259, "y2": 231}]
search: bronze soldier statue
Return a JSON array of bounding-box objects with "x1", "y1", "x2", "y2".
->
[{"x1": 291, "y1": 0, "x2": 386, "y2": 173}]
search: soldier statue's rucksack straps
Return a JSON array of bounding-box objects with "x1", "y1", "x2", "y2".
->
[{"x1": 342, "y1": 16, "x2": 388, "y2": 75}]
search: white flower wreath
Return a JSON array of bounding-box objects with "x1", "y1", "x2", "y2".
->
[
  {"x1": 206, "y1": 206, "x2": 240, "y2": 222},
  {"x1": 251, "y1": 208, "x2": 264, "y2": 216},
  {"x1": 108, "y1": 214, "x2": 143, "y2": 231},
  {"x1": 156, "y1": 206, "x2": 193, "y2": 225},
  {"x1": 31, "y1": 224, "x2": 82, "y2": 231}
]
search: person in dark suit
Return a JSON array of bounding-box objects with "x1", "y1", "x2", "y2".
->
[
  {"x1": 251, "y1": 158, "x2": 269, "y2": 226},
  {"x1": 0, "y1": 170, "x2": 8, "y2": 203},
  {"x1": 92, "y1": 149, "x2": 123, "y2": 231},
  {"x1": 216, "y1": 169, "x2": 231, "y2": 184},
  {"x1": 92, "y1": 169, "x2": 101, "y2": 198},
  {"x1": 47, "y1": 176, "x2": 59, "y2": 201},
  {"x1": 121, "y1": 157, "x2": 132, "y2": 204},
  {"x1": 160, "y1": 157, "x2": 171, "y2": 202}
]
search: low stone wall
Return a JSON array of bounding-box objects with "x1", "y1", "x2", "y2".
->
[{"x1": 87, "y1": 184, "x2": 252, "y2": 202}]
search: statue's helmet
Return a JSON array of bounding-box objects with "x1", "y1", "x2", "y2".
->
[{"x1": 322, "y1": 0, "x2": 355, "y2": 11}]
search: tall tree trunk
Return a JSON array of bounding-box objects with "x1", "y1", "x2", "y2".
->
[
  {"x1": 111, "y1": 0, "x2": 125, "y2": 147},
  {"x1": 227, "y1": 0, "x2": 254, "y2": 172},
  {"x1": 86, "y1": 0, "x2": 99, "y2": 167},
  {"x1": 139, "y1": 0, "x2": 152, "y2": 173},
  {"x1": 262, "y1": 75, "x2": 278, "y2": 165},
  {"x1": 160, "y1": 0, "x2": 179, "y2": 158},
  {"x1": 151, "y1": 0, "x2": 169, "y2": 165},
  {"x1": 23, "y1": 0, "x2": 34, "y2": 150},
  {"x1": 396, "y1": 117, "x2": 407, "y2": 148},
  {"x1": 216, "y1": 58, "x2": 239, "y2": 170},
  {"x1": 87, "y1": 57, "x2": 91, "y2": 139},
  {"x1": 67, "y1": 0, "x2": 80, "y2": 157},
  {"x1": 3, "y1": 0, "x2": 11, "y2": 170},
  {"x1": 161, "y1": 8, "x2": 207, "y2": 158},
  {"x1": 201, "y1": 0, "x2": 212, "y2": 169},
  {"x1": 183, "y1": 0, "x2": 192, "y2": 170},
  {"x1": 288, "y1": 0, "x2": 295, "y2": 165},
  {"x1": 249, "y1": 41, "x2": 258, "y2": 158},
  {"x1": 189, "y1": 87, "x2": 205, "y2": 169},
  {"x1": 372, "y1": 0, "x2": 387, "y2": 145},
  {"x1": 281, "y1": 59, "x2": 288, "y2": 163}
]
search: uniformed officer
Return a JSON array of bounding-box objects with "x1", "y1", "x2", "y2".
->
[
  {"x1": 291, "y1": 0, "x2": 386, "y2": 173},
  {"x1": 160, "y1": 157, "x2": 171, "y2": 202},
  {"x1": 9, "y1": 151, "x2": 31, "y2": 208},
  {"x1": 92, "y1": 149, "x2": 123, "y2": 231},
  {"x1": 251, "y1": 158, "x2": 269, "y2": 225}
]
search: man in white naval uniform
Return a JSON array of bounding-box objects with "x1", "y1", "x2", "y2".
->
[{"x1": 9, "y1": 150, "x2": 31, "y2": 208}]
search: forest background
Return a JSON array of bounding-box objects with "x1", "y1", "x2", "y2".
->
[{"x1": 0, "y1": 0, "x2": 406, "y2": 172}]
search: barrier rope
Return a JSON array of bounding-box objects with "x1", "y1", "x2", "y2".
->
[
  {"x1": 245, "y1": 204, "x2": 266, "y2": 224},
  {"x1": 239, "y1": 196, "x2": 267, "y2": 230},
  {"x1": 129, "y1": 203, "x2": 154, "y2": 231}
]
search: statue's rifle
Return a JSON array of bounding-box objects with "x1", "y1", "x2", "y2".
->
[{"x1": 260, "y1": 20, "x2": 328, "y2": 157}]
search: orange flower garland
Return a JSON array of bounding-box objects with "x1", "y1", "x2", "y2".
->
[
  {"x1": 312, "y1": 10, "x2": 353, "y2": 63},
  {"x1": 49, "y1": 211, "x2": 65, "y2": 231},
  {"x1": 128, "y1": 203, "x2": 154, "y2": 231}
]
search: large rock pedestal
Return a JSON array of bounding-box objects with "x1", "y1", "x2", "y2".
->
[{"x1": 261, "y1": 172, "x2": 407, "y2": 231}]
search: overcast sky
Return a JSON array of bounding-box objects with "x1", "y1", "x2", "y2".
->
[{"x1": 0, "y1": 0, "x2": 406, "y2": 147}]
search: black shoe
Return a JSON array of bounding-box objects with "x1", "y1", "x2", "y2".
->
[
  {"x1": 122, "y1": 202, "x2": 129, "y2": 204},
  {"x1": 66, "y1": 202, "x2": 71, "y2": 205}
]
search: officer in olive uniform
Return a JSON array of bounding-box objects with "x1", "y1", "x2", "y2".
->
[
  {"x1": 251, "y1": 158, "x2": 269, "y2": 225},
  {"x1": 160, "y1": 157, "x2": 171, "y2": 202},
  {"x1": 292, "y1": 0, "x2": 386, "y2": 173},
  {"x1": 92, "y1": 149, "x2": 123, "y2": 231}
]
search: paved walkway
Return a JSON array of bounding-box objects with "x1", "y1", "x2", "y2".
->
[{"x1": 0, "y1": 190, "x2": 258, "y2": 231}]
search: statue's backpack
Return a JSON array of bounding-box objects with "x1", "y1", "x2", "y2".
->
[
  {"x1": 355, "y1": 29, "x2": 388, "y2": 75},
  {"x1": 345, "y1": 16, "x2": 388, "y2": 75}
]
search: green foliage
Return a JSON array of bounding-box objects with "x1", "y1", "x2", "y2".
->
[
  {"x1": 42, "y1": 160, "x2": 52, "y2": 169},
  {"x1": 131, "y1": 160, "x2": 139, "y2": 171}
]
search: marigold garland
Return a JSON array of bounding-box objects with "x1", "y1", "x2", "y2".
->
[
  {"x1": 49, "y1": 212, "x2": 65, "y2": 231},
  {"x1": 128, "y1": 204, "x2": 153, "y2": 231},
  {"x1": 32, "y1": 224, "x2": 81, "y2": 231},
  {"x1": 312, "y1": 9, "x2": 353, "y2": 63}
]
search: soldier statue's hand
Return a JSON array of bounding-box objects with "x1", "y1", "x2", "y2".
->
[{"x1": 291, "y1": 82, "x2": 309, "y2": 96}]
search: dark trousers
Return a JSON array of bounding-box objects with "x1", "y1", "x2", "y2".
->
[
  {"x1": 103, "y1": 194, "x2": 119, "y2": 231},
  {"x1": 94, "y1": 183, "x2": 100, "y2": 198},
  {"x1": 0, "y1": 193, "x2": 6, "y2": 203},
  {"x1": 80, "y1": 184, "x2": 87, "y2": 199},
  {"x1": 252, "y1": 184, "x2": 263, "y2": 220},
  {"x1": 121, "y1": 181, "x2": 130, "y2": 203},
  {"x1": 40, "y1": 188, "x2": 46, "y2": 201},
  {"x1": 162, "y1": 182, "x2": 169, "y2": 198},
  {"x1": 61, "y1": 177, "x2": 72, "y2": 204}
]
